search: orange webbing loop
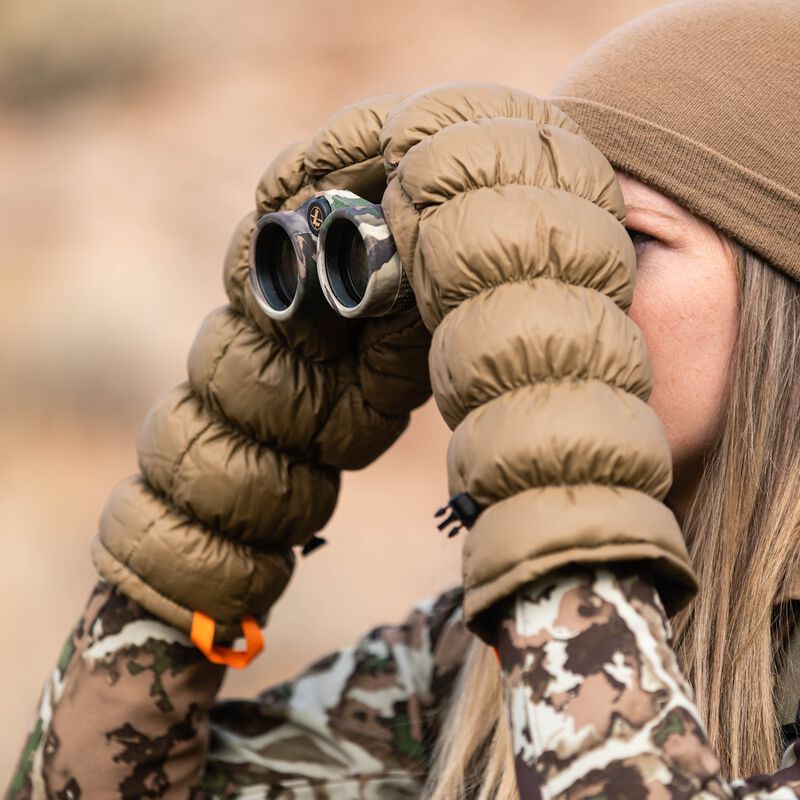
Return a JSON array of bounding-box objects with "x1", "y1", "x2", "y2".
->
[{"x1": 190, "y1": 611, "x2": 264, "y2": 669}]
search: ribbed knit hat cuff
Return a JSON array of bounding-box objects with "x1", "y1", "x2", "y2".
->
[{"x1": 551, "y1": 95, "x2": 800, "y2": 283}]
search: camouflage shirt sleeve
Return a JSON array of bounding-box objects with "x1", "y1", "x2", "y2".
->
[
  {"x1": 6, "y1": 581, "x2": 226, "y2": 800},
  {"x1": 198, "y1": 585, "x2": 469, "y2": 798},
  {"x1": 6, "y1": 582, "x2": 469, "y2": 800},
  {"x1": 496, "y1": 566, "x2": 800, "y2": 800}
]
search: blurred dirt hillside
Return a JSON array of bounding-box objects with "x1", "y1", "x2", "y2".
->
[{"x1": 0, "y1": 0, "x2": 666, "y2": 780}]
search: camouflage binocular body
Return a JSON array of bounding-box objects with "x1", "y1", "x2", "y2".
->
[{"x1": 248, "y1": 190, "x2": 415, "y2": 320}]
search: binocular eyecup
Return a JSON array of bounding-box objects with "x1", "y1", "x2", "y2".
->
[{"x1": 248, "y1": 190, "x2": 415, "y2": 320}]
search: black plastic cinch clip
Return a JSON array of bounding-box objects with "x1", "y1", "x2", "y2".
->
[
  {"x1": 434, "y1": 492, "x2": 484, "y2": 538},
  {"x1": 301, "y1": 535, "x2": 328, "y2": 556}
]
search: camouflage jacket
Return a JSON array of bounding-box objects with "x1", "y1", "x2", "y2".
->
[
  {"x1": 7, "y1": 569, "x2": 800, "y2": 800},
  {"x1": 6, "y1": 582, "x2": 468, "y2": 799}
]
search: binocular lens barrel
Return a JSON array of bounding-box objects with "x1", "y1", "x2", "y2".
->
[
  {"x1": 318, "y1": 205, "x2": 416, "y2": 319},
  {"x1": 248, "y1": 201, "x2": 330, "y2": 321},
  {"x1": 248, "y1": 192, "x2": 416, "y2": 321}
]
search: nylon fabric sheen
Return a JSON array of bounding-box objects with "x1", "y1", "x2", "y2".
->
[
  {"x1": 379, "y1": 82, "x2": 696, "y2": 638},
  {"x1": 92, "y1": 92, "x2": 432, "y2": 638},
  {"x1": 92, "y1": 82, "x2": 697, "y2": 643}
]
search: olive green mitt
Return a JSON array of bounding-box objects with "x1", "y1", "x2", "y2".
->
[
  {"x1": 379, "y1": 82, "x2": 698, "y2": 639},
  {"x1": 91, "y1": 92, "x2": 431, "y2": 643}
]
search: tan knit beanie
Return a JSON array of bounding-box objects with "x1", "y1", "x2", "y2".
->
[{"x1": 550, "y1": 0, "x2": 800, "y2": 283}]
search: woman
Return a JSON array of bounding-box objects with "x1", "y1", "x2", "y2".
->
[{"x1": 7, "y1": 1, "x2": 800, "y2": 798}]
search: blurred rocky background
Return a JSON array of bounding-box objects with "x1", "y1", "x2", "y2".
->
[{"x1": 0, "y1": 0, "x2": 665, "y2": 778}]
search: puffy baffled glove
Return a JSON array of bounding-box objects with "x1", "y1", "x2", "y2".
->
[
  {"x1": 379, "y1": 82, "x2": 698, "y2": 641},
  {"x1": 91, "y1": 92, "x2": 431, "y2": 650}
]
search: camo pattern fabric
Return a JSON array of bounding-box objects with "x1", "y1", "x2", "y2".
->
[
  {"x1": 10, "y1": 569, "x2": 800, "y2": 800},
  {"x1": 317, "y1": 202, "x2": 415, "y2": 316},
  {"x1": 496, "y1": 566, "x2": 800, "y2": 800},
  {"x1": 6, "y1": 581, "x2": 226, "y2": 800},
  {"x1": 6, "y1": 581, "x2": 469, "y2": 799},
  {"x1": 197, "y1": 584, "x2": 468, "y2": 798}
]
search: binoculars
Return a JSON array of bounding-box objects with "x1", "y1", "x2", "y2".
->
[{"x1": 248, "y1": 190, "x2": 416, "y2": 320}]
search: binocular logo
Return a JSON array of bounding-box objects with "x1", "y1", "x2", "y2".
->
[
  {"x1": 248, "y1": 190, "x2": 416, "y2": 320},
  {"x1": 306, "y1": 201, "x2": 327, "y2": 233}
]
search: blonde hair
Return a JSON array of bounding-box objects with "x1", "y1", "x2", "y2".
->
[{"x1": 423, "y1": 244, "x2": 800, "y2": 798}]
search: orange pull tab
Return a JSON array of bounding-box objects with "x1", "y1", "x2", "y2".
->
[{"x1": 190, "y1": 611, "x2": 264, "y2": 669}]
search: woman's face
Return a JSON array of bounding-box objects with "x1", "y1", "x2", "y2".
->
[{"x1": 615, "y1": 172, "x2": 739, "y2": 523}]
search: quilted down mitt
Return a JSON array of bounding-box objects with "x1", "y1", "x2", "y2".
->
[
  {"x1": 91, "y1": 92, "x2": 431, "y2": 641},
  {"x1": 379, "y1": 82, "x2": 698, "y2": 639}
]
